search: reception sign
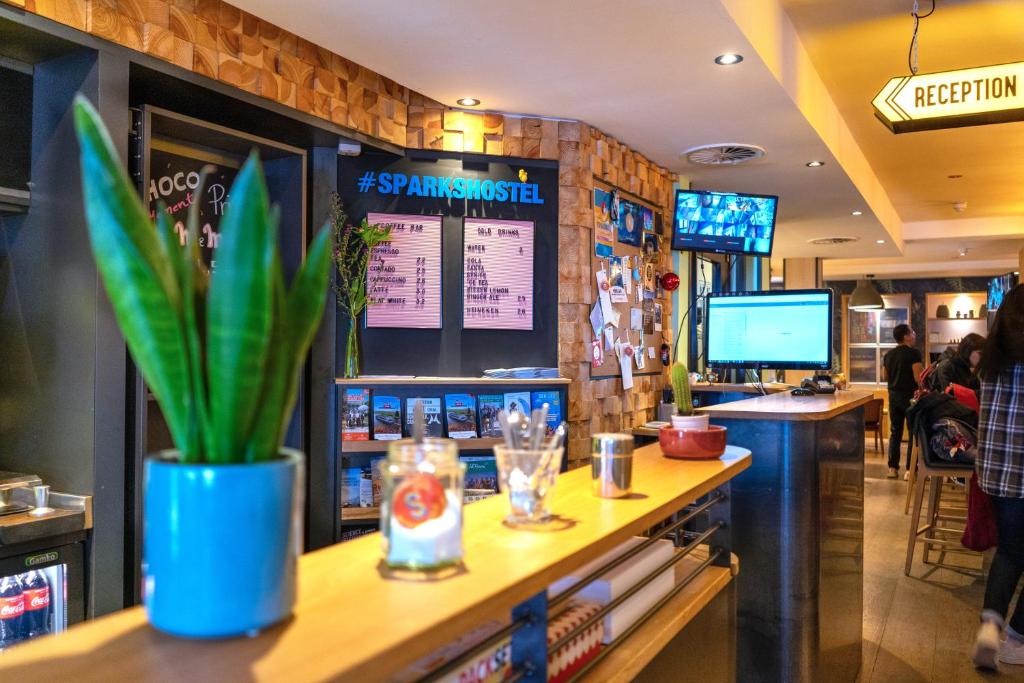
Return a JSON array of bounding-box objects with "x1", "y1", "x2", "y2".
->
[
  {"x1": 365, "y1": 212, "x2": 442, "y2": 328},
  {"x1": 463, "y1": 218, "x2": 534, "y2": 330},
  {"x1": 873, "y1": 62, "x2": 1023, "y2": 133}
]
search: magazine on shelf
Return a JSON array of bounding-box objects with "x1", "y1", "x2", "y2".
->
[
  {"x1": 503, "y1": 392, "x2": 531, "y2": 418},
  {"x1": 372, "y1": 395, "x2": 403, "y2": 440},
  {"x1": 531, "y1": 391, "x2": 562, "y2": 437},
  {"x1": 463, "y1": 455, "x2": 499, "y2": 492},
  {"x1": 445, "y1": 394, "x2": 478, "y2": 439},
  {"x1": 341, "y1": 387, "x2": 370, "y2": 441},
  {"x1": 478, "y1": 394, "x2": 504, "y2": 438},
  {"x1": 405, "y1": 397, "x2": 444, "y2": 438}
]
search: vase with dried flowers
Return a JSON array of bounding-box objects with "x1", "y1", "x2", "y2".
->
[{"x1": 330, "y1": 196, "x2": 391, "y2": 378}]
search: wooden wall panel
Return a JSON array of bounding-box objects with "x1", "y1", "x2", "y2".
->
[{"x1": 2, "y1": 0, "x2": 678, "y2": 466}]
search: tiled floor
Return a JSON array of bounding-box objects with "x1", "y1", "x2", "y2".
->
[{"x1": 861, "y1": 445, "x2": 1024, "y2": 682}]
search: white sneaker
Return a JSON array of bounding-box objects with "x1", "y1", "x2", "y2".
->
[
  {"x1": 1000, "y1": 633, "x2": 1024, "y2": 665},
  {"x1": 973, "y1": 620, "x2": 1001, "y2": 670},
  {"x1": 904, "y1": 470, "x2": 911, "y2": 481},
  {"x1": 887, "y1": 467, "x2": 899, "y2": 479}
]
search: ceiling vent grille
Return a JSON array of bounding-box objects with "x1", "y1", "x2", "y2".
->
[
  {"x1": 683, "y1": 143, "x2": 766, "y2": 166},
  {"x1": 807, "y1": 236, "x2": 859, "y2": 246}
]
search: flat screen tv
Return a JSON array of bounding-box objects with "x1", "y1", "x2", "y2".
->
[
  {"x1": 987, "y1": 272, "x2": 1019, "y2": 311},
  {"x1": 705, "y1": 289, "x2": 833, "y2": 370},
  {"x1": 672, "y1": 189, "x2": 778, "y2": 256}
]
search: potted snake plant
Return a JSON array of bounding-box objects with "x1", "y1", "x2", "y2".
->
[{"x1": 74, "y1": 96, "x2": 332, "y2": 638}]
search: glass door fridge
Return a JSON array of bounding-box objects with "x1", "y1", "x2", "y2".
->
[{"x1": 0, "y1": 541, "x2": 86, "y2": 652}]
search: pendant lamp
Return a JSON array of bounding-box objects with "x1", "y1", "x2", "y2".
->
[{"x1": 849, "y1": 278, "x2": 884, "y2": 310}]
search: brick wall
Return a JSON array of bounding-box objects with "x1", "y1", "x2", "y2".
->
[{"x1": 4, "y1": 0, "x2": 678, "y2": 466}]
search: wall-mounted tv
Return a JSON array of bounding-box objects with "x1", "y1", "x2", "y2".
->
[
  {"x1": 705, "y1": 289, "x2": 833, "y2": 370},
  {"x1": 672, "y1": 189, "x2": 778, "y2": 257},
  {"x1": 988, "y1": 272, "x2": 1019, "y2": 311}
]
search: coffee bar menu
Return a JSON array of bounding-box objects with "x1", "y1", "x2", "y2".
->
[
  {"x1": 365, "y1": 213, "x2": 442, "y2": 328},
  {"x1": 463, "y1": 218, "x2": 534, "y2": 330}
]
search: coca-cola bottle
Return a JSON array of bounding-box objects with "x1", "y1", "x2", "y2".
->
[
  {"x1": 21, "y1": 571, "x2": 51, "y2": 638},
  {"x1": 0, "y1": 574, "x2": 25, "y2": 647}
]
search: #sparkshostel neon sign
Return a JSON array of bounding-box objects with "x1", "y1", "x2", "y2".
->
[{"x1": 873, "y1": 62, "x2": 1024, "y2": 134}]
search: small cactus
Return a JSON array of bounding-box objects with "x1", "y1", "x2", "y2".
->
[{"x1": 671, "y1": 361, "x2": 693, "y2": 415}]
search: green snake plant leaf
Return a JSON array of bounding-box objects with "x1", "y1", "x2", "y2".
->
[
  {"x1": 245, "y1": 225, "x2": 332, "y2": 462},
  {"x1": 73, "y1": 96, "x2": 192, "y2": 453},
  {"x1": 206, "y1": 151, "x2": 275, "y2": 462},
  {"x1": 182, "y1": 169, "x2": 214, "y2": 462},
  {"x1": 244, "y1": 254, "x2": 289, "y2": 463}
]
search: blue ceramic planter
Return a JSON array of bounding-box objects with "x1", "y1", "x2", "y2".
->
[{"x1": 143, "y1": 449, "x2": 304, "y2": 638}]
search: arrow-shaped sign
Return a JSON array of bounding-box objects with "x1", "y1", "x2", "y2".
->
[{"x1": 873, "y1": 62, "x2": 1024, "y2": 133}]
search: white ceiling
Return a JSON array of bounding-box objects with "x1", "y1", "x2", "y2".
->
[
  {"x1": 234, "y1": 0, "x2": 1022, "y2": 275},
  {"x1": 235, "y1": 0, "x2": 897, "y2": 259}
]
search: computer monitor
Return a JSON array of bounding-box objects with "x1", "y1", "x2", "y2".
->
[
  {"x1": 672, "y1": 189, "x2": 778, "y2": 257},
  {"x1": 988, "y1": 272, "x2": 1019, "y2": 311},
  {"x1": 705, "y1": 289, "x2": 834, "y2": 370}
]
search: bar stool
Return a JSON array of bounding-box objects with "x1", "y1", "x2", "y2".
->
[{"x1": 904, "y1": 427, "x2": 978, "y2": 576}]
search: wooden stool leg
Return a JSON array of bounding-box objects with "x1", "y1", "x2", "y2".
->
[
  {"x1": 904, "y1": 446, "x2": 919, "y2": 515},
  {"x1": 905, "y1": 470, "x2": 929, "y2": 576},
  {"x1": 923, "y1": 475, "x2": 942, "y2": 565}
]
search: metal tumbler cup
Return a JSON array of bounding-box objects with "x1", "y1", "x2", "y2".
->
[{"x1": 591, "y1": 433, "x2": 634, "y2": 498}]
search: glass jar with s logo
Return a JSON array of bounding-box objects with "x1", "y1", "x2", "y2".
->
[{"x1": 380, "y1": 439, "x2": 465, "y2": 570}]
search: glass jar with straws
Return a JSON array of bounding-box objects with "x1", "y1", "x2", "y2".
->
[{"x1": 493, "y1": 403, "x2": 566, "y2": 524}]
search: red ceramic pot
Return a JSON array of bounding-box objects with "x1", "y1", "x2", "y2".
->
[{"x1": 658, "y1": 425, "x2": 728, "y2": 460}]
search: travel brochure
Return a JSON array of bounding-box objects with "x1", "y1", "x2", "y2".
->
[
  {"x1": 337, "y1": 387, "x2": 562, "y2": 442},
  {"x1": 372, "y1": 395, "x2": 402, "y2": 440},
  {"x1": 445, "y1": 394, "x2": 478, "y2": 439},
  {"x1": 341, "y1": 388, "x2": 370, "y2": 441},
  {"x1": 405, "y1": 397, "x2": 444, "y2": 438}
]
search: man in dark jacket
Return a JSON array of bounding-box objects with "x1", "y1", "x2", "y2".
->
[{"x1": 883, "y1": 324, "x2": 924, "y2": 478}]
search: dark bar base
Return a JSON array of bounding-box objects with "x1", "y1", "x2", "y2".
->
[{"x1": 716, "y1": 407, "x2": 865, "y2": 683}]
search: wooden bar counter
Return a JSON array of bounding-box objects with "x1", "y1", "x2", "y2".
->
[
  {"x1": 699, "y1": 390, "x2": 872, "y2": 683},
  {"x1": 0, "y1": 444, "x2": 751, "y2": 682}
]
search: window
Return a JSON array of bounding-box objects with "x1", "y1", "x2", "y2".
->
[{"x1": 843, "y1": 293, "x2": 911, "y2": 387}]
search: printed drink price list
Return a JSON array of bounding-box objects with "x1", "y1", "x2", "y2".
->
[
  {"x1": 365, "y1": 213, "x2": 442, "y2": 328},
  {"x1": 462, "y1": 218, "x2": 534, "y2": 330}
]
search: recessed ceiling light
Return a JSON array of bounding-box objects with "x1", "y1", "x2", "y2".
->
[
  {"x1": 852, "y1": 210, "x2": 863, "y2": 216},
  {"x1": 456, "y1": 97, "x2": 480, "y2": 107},
  {"x1": 714, "y1": 53, "x2": 743, "y2": 65},
  {"x1": 876, "y1": 239, "x2": 886, "y2": 244},
  {"x1": 806, "y1": 160, "x2": 825, "y2": 168}
]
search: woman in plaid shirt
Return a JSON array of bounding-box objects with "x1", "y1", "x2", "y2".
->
[{"x1": 973, "y1": 283, "x2": 1024, "y2": 670}]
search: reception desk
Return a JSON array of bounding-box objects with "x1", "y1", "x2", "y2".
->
[
  {"x1": 0, "y1": 444, "x2": 750, "y2": 682},
  {"x1": 700, "y1": 390, "x2": 871, "y2": 683}
]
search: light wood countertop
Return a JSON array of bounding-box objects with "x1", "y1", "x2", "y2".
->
[
  {"x1": 697, "y1": 389, "x2": 873, "y2": 421},
  {"x1": 0, "y1": 444, "x2": 750, "y2": 682}
]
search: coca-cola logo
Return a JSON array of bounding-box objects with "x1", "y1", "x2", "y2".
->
[
  {"x1": 25, "y1": 589, "x2": 49, "y2": 610},
  {"x1": 0, "y1": 598, "x2": 24, "y2": 618}
]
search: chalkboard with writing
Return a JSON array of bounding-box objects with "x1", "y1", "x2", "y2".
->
[
  {"x1": 365, "y1": 212, "x2": 443, "y2": 328},
  {"x1": 463, "y1": 218, "x2": 534, "y2": 330},
  {"x1": 147, "y1": 147, "x2": 237, "y2": 267}
]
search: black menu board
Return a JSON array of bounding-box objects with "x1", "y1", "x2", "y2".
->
[{"x1": 147, "y1": 147, "x2": 238, "y2": 268}]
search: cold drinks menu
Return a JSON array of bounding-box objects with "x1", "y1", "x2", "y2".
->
[
  {"x1": 463, "y1": 218, "x2": 534, "y2": 330},
  {"x1": 365, "y1": 213, "x2": 442, "y2": 328}
]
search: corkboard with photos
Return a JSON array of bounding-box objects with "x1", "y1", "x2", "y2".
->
[{"x1": 590, "y1": 180, "x2": 668, "y2": 379}]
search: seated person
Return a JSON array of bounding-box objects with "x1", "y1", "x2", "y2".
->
[{"x1": 933, "y1": 333, "x2": 985, "y2": 395}]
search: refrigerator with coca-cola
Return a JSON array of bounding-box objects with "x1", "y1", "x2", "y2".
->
[{"x1": 0, "y1": 543, "x2": 86, "y2": 651}]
